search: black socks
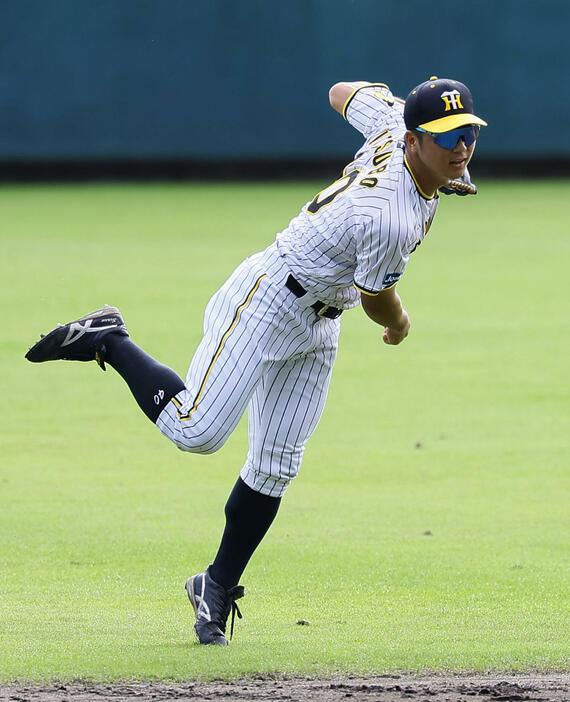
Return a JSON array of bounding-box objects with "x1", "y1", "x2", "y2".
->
[
  {"x1": 210, "y1": 478, "x2": 281, "y2": 589},
  {"x1": 103, "y1": 334, "x2": 186, "y2": 423}
]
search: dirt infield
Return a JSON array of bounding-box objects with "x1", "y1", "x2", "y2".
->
[{"x1": 1, "y1": 673, "x2": 569, "y2": 702}]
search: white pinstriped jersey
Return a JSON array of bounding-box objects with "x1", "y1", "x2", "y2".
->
[{"x1": 276, "y1": 83, "x2": 439, "y2": 309}]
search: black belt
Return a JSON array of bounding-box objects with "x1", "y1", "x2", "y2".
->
[{"x1": 285, "y1": 274, "x2": 342, "y2": 319}]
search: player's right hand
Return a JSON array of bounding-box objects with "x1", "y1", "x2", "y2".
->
[{"x1": 382, "y1": 311, "x2": 410, "y2": 345}]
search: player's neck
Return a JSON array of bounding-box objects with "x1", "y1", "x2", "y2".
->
[{"x1": 404, "y1": 153, "x2": 444, "y2": 199}]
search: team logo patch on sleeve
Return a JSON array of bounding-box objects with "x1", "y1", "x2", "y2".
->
[{"x1": 382, "y1": 272, "x2": 402, "y2": 287}]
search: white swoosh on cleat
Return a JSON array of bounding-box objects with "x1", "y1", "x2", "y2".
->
[{"x1": 61, "y1": 321, "x2": 118, "y2": 346}]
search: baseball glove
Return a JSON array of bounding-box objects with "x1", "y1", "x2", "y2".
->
[{"x1": 439, "y1": 168, "x2": 478, "y2": 196}]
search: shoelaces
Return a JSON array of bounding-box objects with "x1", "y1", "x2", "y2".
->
[{"x1": 227, "y1": 585, "x2": 245, "y2": 639}]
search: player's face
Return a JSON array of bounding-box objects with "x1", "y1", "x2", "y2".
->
[
  {"x1": 420, "y1": 130, "x2": 476, "y2": 181},
  {"x1": 405, "y1": 128, "x2": 479, "y2": 197}
]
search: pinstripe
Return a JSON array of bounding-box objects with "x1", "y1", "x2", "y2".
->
[
  {"x1": 241, "y1": 337, "x2": 336, "y2": 497},
  {"x1": 291, "y1": 347, "x2": 334, "y2": 452},
  {"x1": 175, "y1": 274, "x2": 267, "y2": 422},
  {"x1": 180, "y1": 287, "x2": 280, "y2": 448}
]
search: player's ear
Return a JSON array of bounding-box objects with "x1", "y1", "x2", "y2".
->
[{"x1": 405, "y1": 130, "x2": 419, "y2": 153}]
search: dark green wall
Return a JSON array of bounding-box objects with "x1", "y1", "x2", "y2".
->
[{"x1": 1, "y1": 0, "x2": 568, "y2": 161}]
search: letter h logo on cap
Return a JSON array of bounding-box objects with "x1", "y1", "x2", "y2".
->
[{"x1": 440, "y1": 90, "x2": 464, "y2": 111}]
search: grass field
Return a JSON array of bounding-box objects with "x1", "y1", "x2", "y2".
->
[{"x1": 1, "y1": 180, "x2": 568, "y2": 681}]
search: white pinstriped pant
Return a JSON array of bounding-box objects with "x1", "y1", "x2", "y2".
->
[{"x1": 156, "y1": 243, "x2": 340, "y2": 497}]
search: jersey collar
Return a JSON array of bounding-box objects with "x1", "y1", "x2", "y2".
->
[{"x1": 403, "y1": 154, "x2": 439, "y2": 201}]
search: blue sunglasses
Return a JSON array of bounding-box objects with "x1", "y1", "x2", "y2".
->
[{"x1": 416, "y1": 125, "x2": 480, "y2": 150}]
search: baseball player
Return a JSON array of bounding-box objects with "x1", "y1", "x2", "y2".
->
[{"x1": 26, "y1": 76, "x2": 486, "y2": 645}]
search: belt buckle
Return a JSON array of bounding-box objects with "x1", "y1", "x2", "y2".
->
[{"x1": 316, "y1": 303, "x2": 331, "y2": 318}]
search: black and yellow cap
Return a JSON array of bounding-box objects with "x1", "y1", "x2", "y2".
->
[{"x1": 404, "y1": 76, "x2": 487, "y2": 133}]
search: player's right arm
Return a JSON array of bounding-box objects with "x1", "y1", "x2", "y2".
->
[
  {"x1": 329, "y1": 82, "x2": 405, "y2": 115},
  {"x1": 329, "y1": 82, "x2": 372, "y2": 114},
  {"x1": 360, "y1": 286, "x2": 410, "y2": 345}
]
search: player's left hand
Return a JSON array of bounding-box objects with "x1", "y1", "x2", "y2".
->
[{"x1": 383, "y1": 310, "x2": 410, "y2": 345}]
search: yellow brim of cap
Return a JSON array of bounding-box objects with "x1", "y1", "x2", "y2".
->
[{"x1": 419, "y1": 113, "x2": 488, "y2": 133}]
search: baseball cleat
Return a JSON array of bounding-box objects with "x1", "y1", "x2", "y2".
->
[
  {"x1": 25, "y1": 305, "x2": 128, "y2": 371},
  {"x1": 185, "y1": 567, "x2": 244, "y2": 645}
]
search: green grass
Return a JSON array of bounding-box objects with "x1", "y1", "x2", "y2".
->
[{"x1": 1, "y1": 180, "x2": 569, "y2": 681}]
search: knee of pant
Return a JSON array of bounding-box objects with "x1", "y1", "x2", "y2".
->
[
  {"x1": 158, "y1": 419, "x2": 227, "y2": 455},
  {"x1": 173, "y1": 439, "x2": 219, "y2": 455},
  {"x1": 156, "y1": 400, "x2": 235, "y2": 455}
]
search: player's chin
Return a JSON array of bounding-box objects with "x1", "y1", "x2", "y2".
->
[{"x1": 447, "y1": 159, "x2": 468, "y2": 177}]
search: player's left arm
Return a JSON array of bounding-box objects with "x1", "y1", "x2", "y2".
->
[{"x1": 360, "y1": 286, "x2": 410, "y2": 346}]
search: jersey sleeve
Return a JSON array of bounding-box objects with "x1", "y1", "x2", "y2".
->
[
  {"x1": 343, "y1": 84, "x2": 405, "y2": 139},
  {"x1": 353, "y1": 210, "x2": 409, "y2": 294}
]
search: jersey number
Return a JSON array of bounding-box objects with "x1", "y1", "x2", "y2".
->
[
  {"x1": 307, "y1": 170, "x2": 360, "y2": 214},
  {"x1": 307, "y1": 150, "x2": 391, "y2": 215}
]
